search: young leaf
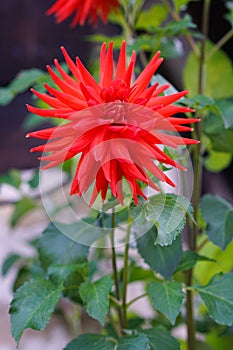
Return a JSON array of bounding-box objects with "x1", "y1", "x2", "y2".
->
[
  {"x1": 137, "y1": 227, "x2": 182, "y2": 279},
  {"x1": 1, "y1": 254, "x2": 22, "y2": 276},
  {"x1": 48, "y1": 263, "x2": 87, "y2": 284},
  {"x1": 48, "y1": 263, "x2": 88, "y2": 303},
  {"x1": 51, "y1": 219, "x2": 109, "y2": 246},
  {"x1": 144, "y1": 194, "x2": 193, "y2": 246},
  {"x1": 147, "y1": 280, "x2": 184, "y2": 325},
  {"x1": 200, "y1": 195, "x2": 233, "y2": 250},
  {"x1": 11, "y1": 197, "x2": 37, "y2": 227},
  {"x1": 135, "y1": 5, "x2": 168, "y2": 30},
  {"x1": 38, "y1": 223, "x2": 89, "y2": 270},
  {"x1": 194, "y1": 273, "x2": 233, "y2": 326},
  {"x1": 117, "y1": 333, "x2": 150, "y2": 350},
  {"x1": 0, "y1": 87, "x2": 14, "y2": 105},
  {"x1": 10, "y1": 278, "x2": 62, "y2": 344},
  {"x1": 79, "y1": 276, "x2": 113, "y2": 326},
  {"x1": 143, "y1": 327, "x2": 181, "y2": 350},
  {"x1": 173, "y1": 0, "x2": 190, "y2": 11},
  {"x1": 64, "y1": 334, "x2": 116, "y2": 350}
]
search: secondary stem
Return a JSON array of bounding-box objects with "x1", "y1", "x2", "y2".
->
[
  {"x1": 121, "y1": 217, "x2": 132, "y2": 329},
  {"x1": 110, "y1": 209, "x2": 124, "y2": 332},
  {"x1": 186, "y1": 1, "x2": 210, "y2": 350}
]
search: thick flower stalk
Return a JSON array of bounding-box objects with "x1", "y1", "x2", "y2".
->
[
  {"x1": 27, "y1": 41, "x2": 199, "y2": 205},
  {"x1": 47, "y1": 0, "x2": 119, "y2": 27}
]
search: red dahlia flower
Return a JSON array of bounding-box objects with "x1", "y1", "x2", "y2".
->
[
  {"x1": 26, "y1": 41, "x2": 199, "y2": 206},
  {"x1": 47, "y1": 0, "x2": 119, "y2": 27}
]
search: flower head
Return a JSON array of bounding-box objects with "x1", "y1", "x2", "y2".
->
[
  {"x1": 27, "y1": 41, "x2": 199, "y2": 206},
  {"x1": 47, "y1": 0, "x2": 119, "y2": 27}
]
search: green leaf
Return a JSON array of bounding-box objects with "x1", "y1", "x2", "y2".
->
[
  {"x1": 135, "y1": 5, "x2": 168, "y2": 30},
  {"x1": 194, "y1": 273, "x2": 233, "y2": 326},
  {"x1": 10, "y1": 278, "x2": 62, "y2": 344},
  {"x1": 118, "y1": 334, "x2": 150, "y2": 350},
  {"x1": 194, "y1": 240, "x2": 233, "y2": 285},
  {"x1": 205, "y1": 150, "x2": 232, "y2": 172},
  {"x1": 174, "y1": 0, "x2": 190, "y2": 11},
  {"x1": 50, "y1": 219, "x2": 109, "y2": 246},
  {"x1": 143, "y1": 327, "x2": 181, "y2": 350},
  {"x1": 0, "y1": 168, "x2": 22, "y2": 188},
  {"x1": 64, "y1": 334, "x2": 116, "y2": 350},
  {"x1": 225, "y1": 1, "x2": 233, "y2": 26},
  {"x1": 144, "y1": 194, "x2": 193, "y2": 246},
  {"x1": 79, "y1": 276, "x2": 113, "y2": 326},
  {"x1": 176, "y1": 250, "x2": 215, "y2": 273},
  {"x1": 147, "y1": 280, "x2": 184, "y2": 324},
  {"x1": 48, "y1": 263, "x2": 87, "y2": 284},
  {"x1": 38, "y1": 223, "x2": 89, "y2": 270},
  {"x1": 200, "y1": 195, "x2": 233, "y2": 250},
  {"x1": 137, "y1": 227, "x2": 182, "y2": 279},
  {"x1": 216, "y1": 98, "x2": 233, "y2": 129},
  {"x1": 2, "y1": 254, "x2": 22, "y2": 276},
  {"x1": 0, "y1": 87, "x2": 14, "y2": 105},
  {"x1": 9, "y1": 68, "x2": 45, "y2": 94},
  {"x1": 11, "y1": 197, "x2": 37, "y2": 227},
  {"x1": 48, "y1": 263, "x2": 88, "y2": 302},
  {"x1": 184, "y1": 41, "x2": 233, "y2": 98}
]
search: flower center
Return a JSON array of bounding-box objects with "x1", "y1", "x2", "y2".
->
[{"x1": 100, "y1": 79, "x2": 130, "y2": 103}]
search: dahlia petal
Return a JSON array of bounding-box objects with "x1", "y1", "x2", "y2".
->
[
  {"x1": 44, "y1": 83, "x2": 87, "y2": 110},
  {"x1": 46, "y1": 65, "x2": 84, "y2": 100},
  {"x1": 116, "y1": 41, "x2": 126, "y2": 79},
  {"x1": 101, "y1": 41, "x2": 114, "y2": 88},
  {"x1": 76, "y1": 57, "x2": 101, "y2": 93},
  {"x1": 30, "y1": 88, "x2": 67, "y2": 109},
  {"x1": 61, "y1": 46, "x2": 82, "y2": 81}
]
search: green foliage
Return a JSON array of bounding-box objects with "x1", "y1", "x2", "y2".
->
[
  {"x1": 204, "y1": 150, "x2": 232, "y2": 173},
  {"x1": 194, "y1": 240, "x2": 233, "y2": 285},
  {"x1": 184, "y1": 42, "x2": 233, "y2": 98},
  {"x1": 11, "y1": 197, "x2": 37, "y2": 227},
  {"x1": 200, "y1": 195, "x2": 233, "y2": 250},
  {"x1": 64, "y1": 334, "x2": 116, "y2": 350},
  {"x1": 176, "y1": 250, "x2": 215, "y2": 273},
  {"x1": 225, "y1": 1, "x2": 233, "y2": 26},
  {"x1": 203, "y1": 98, "x2": 233, "y2": 154},
  {"x1": 0, "y1": 69, "x2": 45, "y2": 105},
  {"x1": 1, "y1": 254, "x2": 22, "y2": 276},
  {"x1": 135, "y1": 5, "x2": 168, "y2": 30},
  {"x1": 143, "y1": 194, "x2": 193, "y2": 246},
  {"x1": 38, "y1": 223, "x2": 89, "y2": 270},
  {"x1": 79, "y1": 276, "x2": 113, "y2": 326},
  {"x1": 117, "y1": 334, "x2": 150, "y2": 350},
  {"x1": 147, "y1": 280, "x2": 184, "y2": 325},
  {"x1": 10, "y1": 278, "x2": 63, "y2": 344},
  {"x1": 173, "y1": 0, "x2": 190, "y2": 11},
  {"x1": 0, "y1": 168, "x2": 22, "y2": 188},
  {"x1": 137, "y1": 228, "x2": 182, "y2": 279},
  {"x1": 194, "y1": 273, "x2": 233, "y2": 326},
  {"x1": 143, "y1": 327, "x2": 181, "y2": 350}
]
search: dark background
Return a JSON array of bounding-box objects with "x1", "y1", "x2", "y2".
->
[{"x1": 0, "y1": 0, "x2": 232, "y2": 199}]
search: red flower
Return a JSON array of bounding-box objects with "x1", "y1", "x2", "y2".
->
[
  {"x1": 46, "y1": 0, "x2": 119, "y2": 27},
  {"x1": 26, "y1": 41, "x2": 199, "y2": 206}
]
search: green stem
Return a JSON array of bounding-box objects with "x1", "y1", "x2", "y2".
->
[
  {"x1": 186, "y1": 2, "x2": 211, "y2": 350},
  {"x1": 121, "y1": 217, "x2": 132, "y2": 329},
  {"x1": 207, "y1": 28, "x2": 233, "y2": 59},
  {"x1": 127, "y1": 293, "x2": 147, "y2": 308},
  {"x1": 110, "y1": 209, "x2": 124, "y2": 333}
]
